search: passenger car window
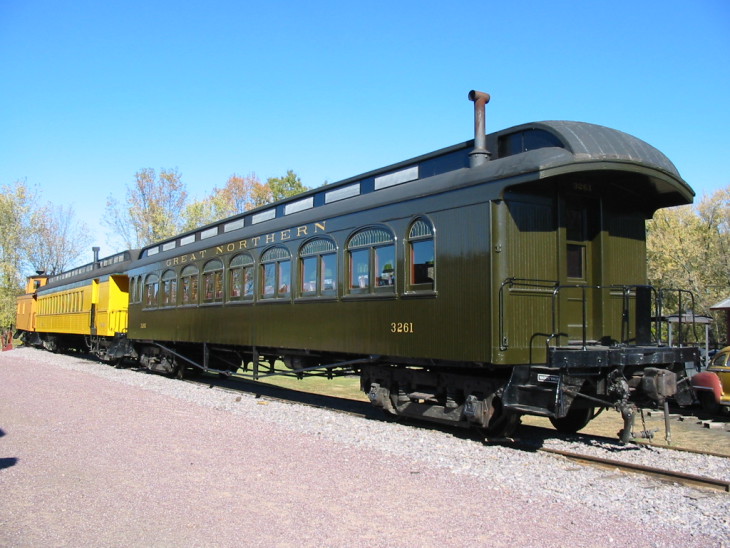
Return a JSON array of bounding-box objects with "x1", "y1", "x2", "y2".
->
[
  {"x1": 261, "y1": 247, "x2": 291, "y2": 299},
  {"x1": 144, "y1": 274, "x2": 159, "y2": 308},
  {"x1": 202, "y1": 259, "x2": 224, "y2": 303},
  {"x1": 347, "y1": 227, "x2": 395, "y2": 294},
  {"x1": 408, "y1": 218, "x2": 435, "y2": 290},
  {"x1": 180, "y1": 265, "x2": 199, "y2": 305},
  {"x1": 161, "y1": 270, "x2": 177, "y2": 306},
  {"x1": 300, "y1": 238, "x2": 337, "y2": 297},
  {"x1": 229, "y1": 254, "x2": 254, "y2": 301}
]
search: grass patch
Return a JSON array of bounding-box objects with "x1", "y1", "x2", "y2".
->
[{"x1": 232, "y1": 364, "x2": 368, "y2": 402}]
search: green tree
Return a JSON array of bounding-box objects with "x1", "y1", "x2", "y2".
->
[
  {"x1": 0, "y1": 181, "x2": 32, "y2": 327},
  {"x1": 647, "y1": 185, "x2": 730, "y2": 343},
  {"x1": 263, "y1": 170, "x2": 308, "y2": 204},
  {"x1": 105, "y1": 168, "x2": 188, "y2": 248}
]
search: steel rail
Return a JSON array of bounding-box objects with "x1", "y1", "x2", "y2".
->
[{"x1": 539, "y1": 446, "x2": 730, "y2": 492}]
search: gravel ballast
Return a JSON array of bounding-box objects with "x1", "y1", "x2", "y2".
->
[{"x1": 1, "y1": 347, "x2": 728, "y2": 547}]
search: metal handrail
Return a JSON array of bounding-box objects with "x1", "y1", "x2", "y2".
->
[
  {"x1": 656, "y1": 288, "x2": 697, "y2": 346},
  {"x1": 498, "y1": 278, "x2": 688, "y2": 353}
]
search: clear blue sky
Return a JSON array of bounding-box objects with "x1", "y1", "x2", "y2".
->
[{"x1": 1, "y1": 0, "x2": 728, "y2": 254}]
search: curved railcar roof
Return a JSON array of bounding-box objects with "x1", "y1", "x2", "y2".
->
[
  {"x1": 487, "y1": 120, "x2": 693, "y2": 207},
  {"x1": 516, "y1": 120, "x2": 682, "y2": 177},
  {"x1": 136, "y1": 119, "x2": 693, "y2": 261}
]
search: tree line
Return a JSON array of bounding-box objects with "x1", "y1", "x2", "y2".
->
[
  {"x1": 1, "y1": 175, "x2": 728, "y2": 344},
  {"x1": 103, "y1": 168, "x2": 307, "y2": 250},
  {"x1": 0, "y1": 169, "x2": 308, "y2": 326}
]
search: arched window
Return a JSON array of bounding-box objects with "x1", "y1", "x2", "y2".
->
[
  {"x1": 161, "y1": 270, "x2": 177, "y2": 306},
  {"x1": 261, "y1": 247, "x2": 291, "y2": 299},
  {"x1": 144, "y1": 273, "x2": 159, "y2": 307},
  {"x1": 130, "y1": 276, "x2": 140, "y2": 304},
  {"x1": 229, "y1": 254, "x2": 254, "y2": 301},
  {"x1": 299, "y1": 238, "x2": 337, "y2": 297},
  {"x1": 407, "y1": 218, "x2": 435, "y2": 290},
  {"x1": 135, "y1": 276, "x2": 143, "y2": 303},
  {"x1": 347, "y1": 227, "x2": 395, "y2": 294},
  {"x1": 180, "y1": 265, "x2": 199, "y2": 305},
  {"x1": 203, "y1": 259, "x2": 224, "y2": 303}
]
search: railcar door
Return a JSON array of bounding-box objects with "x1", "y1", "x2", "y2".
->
[
  {"x1": 559, "y1": 194, "x2": 600, "y2": 345},
  {"x1": 492, "y1": 187, "x2": 604, "y2": 364}
]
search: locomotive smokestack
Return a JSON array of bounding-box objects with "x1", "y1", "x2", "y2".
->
[
  {"x1": 92, "y1": 247, "x2": 100, "y2": 269},
  {"x1": 468, "y1": 90, "x2": 491, "y2": 167}
]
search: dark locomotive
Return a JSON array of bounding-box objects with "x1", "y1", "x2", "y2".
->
[{"x1": 16, "y1": 91, "x2": 699, "y2": 442}]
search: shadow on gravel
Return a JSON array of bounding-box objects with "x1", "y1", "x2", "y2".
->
[
  {"x1": 117, "y1": 364, "x2": 719, "y2": 452},
  {"x1": 176, "y1": 371, "x2": 487, "y2": 442},
  {"x1": 179, "y1": 371, "x2": 382, "y2": 418},
  {"x1": 505, "y1": 423, "x2": 652, "y2": 455},
  {"x1": 0, "y1": 429, "x2": 18, "y2": 470},
  {"x1": 0, "y1": 457, "x2": 18, "y2": 470}
]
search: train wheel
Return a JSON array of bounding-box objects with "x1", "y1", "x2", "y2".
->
[
  {"x1": 697, "y1": 392, "x2": 721, "y2": 415},
  {"x1": 485, "y1": 397, "x2": 521, "y2": 438},
  {"x1": 105, "y1": 357, "x2": 122, "y2": 368},
  {"x1": 43, "y1": 337, "x2": 59, "y2": 353},
  {"x1": 485, "y1": 412, "x2": 521, "y2": 438},
  {"x1": 549, "y1": 406, "x2": 594, "y2": 434}
]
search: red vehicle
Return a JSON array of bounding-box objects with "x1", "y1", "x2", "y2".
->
[{"x1": 691, "y1": 346, "x2": 730, "y2": 413}]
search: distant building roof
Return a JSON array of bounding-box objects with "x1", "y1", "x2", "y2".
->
[
  {"x1": 662, "y1": 313, "x2": 714, "y2": 324},
  {"x1": 710, "y1": 297, "x2": 730, "y2": 311}
]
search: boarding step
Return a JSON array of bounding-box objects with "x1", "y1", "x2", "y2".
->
[
  {"x1": 505, "y1": 403, "x2": 556, "y2": 418},
  {"x1": 503, "y1": 365, "x2": 562, "y2": 416}
]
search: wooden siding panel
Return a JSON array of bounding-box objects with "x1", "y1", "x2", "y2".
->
[{"x1": 495, "y1": 199, "x2": 558, "y2": 364}]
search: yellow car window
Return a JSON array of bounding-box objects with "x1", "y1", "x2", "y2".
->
[{"x1": 711, "y1": 351, "x2": 729, "y2": 368}]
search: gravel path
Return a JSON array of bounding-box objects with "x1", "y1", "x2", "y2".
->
[{"x1": 1, "y1": 347, "x2": 728, "y2": 547}]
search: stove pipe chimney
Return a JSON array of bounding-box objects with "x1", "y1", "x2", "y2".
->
[
  {"x1": 92, "y1": 247, "x2": 100, "y2": 269},
  {"x1": 468, "y1": 90, "x2": 491, "y2": 168}
]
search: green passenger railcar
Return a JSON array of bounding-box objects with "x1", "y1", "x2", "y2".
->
[{"x1": 118, "y1": 91, "x2": 698, "y2": 440}]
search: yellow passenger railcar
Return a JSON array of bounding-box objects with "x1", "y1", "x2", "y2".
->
[{"x1": 16, "y1": 250, "x2": 136, "y2": 357}]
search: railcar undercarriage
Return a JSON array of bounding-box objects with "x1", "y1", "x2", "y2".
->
[
  {"x1": 15, "y1": 330, "x2": 87, "y2": 354},
  {"x1": 361, "y1": 344, "x2": 698, "y2": 442},
  {"x1": 81, "y1": 331, "x2": 701, "y2": 442}
]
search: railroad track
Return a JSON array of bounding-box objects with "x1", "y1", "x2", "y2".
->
[{"x1": 537, "y1": 446, "x2": 730, "y2": 492}]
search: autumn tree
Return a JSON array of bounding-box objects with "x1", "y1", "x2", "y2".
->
[
  {"x1": 182, "y1": 173, "x2": 265, "y2": 231},
  {"x1": 182, "y1": 171, "x2": 309, "y2": 231},
  {"x1": 105, "y1": 168, "x2": 188, "y2": 248},
  {"x1": 25, "y1": 204, "x2": 93, "y2": 276},
  {"x1": 647, "y1": 185, "x2": 730, "y2": 343}
]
